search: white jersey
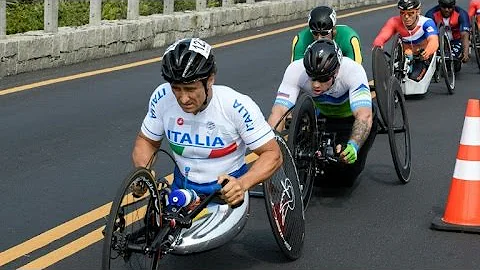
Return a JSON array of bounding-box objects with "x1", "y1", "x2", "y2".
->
[
  {"x1": 141, "y1": 83, "x2": 274, "y2": 184},
  {"x1": 274, "y1": 57, "x2": 371, "y2": 118}
]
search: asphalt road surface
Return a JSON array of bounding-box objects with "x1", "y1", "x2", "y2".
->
[{"x1": 1, "y1": 0, "x2": 480, "y2": 269}]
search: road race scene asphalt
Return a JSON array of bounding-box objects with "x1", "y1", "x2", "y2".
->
[{"x1": 1, "y1": 0, "x2": 480, "y2": 269}]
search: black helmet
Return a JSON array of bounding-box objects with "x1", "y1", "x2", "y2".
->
[
  {"x1": 308, "y1": 6, "x2": 337, "y2": 34},
  {"x1": 438, "y1": 0, "x2": 455, "y2": 6},
  {"x1": 397, "y1": 0, "x2": 421, "y2": 10},
  {"x1": 303, "y1": 38, "x2": 342, "y2": 81},
  {"x1": 161, "y1": 38, "x2": 216, "y2": 84}
]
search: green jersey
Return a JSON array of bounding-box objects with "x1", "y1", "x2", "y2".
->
[{"x1": 291, "y1": 25, "x2": 363, "y2": 64}]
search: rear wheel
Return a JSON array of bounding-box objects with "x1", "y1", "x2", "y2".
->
[
  {"x1": 372, "y1": 46, "x2": 391, "y2": 126},
  {"x1": 102, "y1": 168, "x2": 162, "y2": 270},
  {"x1": 390, "y1": 35, "x2": 405, "y2": 81},
  {"x1": 386, "y1": 77, "x2": 411, "y2": 183},
  {"x1": 472, "y1": 15, "x2": 480, "y2": 71},
  {"x1": 287, "y1": 93, "x2": 317, "y2": 211},
  {"x1": 264, "y1": 133, "x2": 304, "y2": 260},
  {"x1": 438, "y1": 24, "x2": 455, "y2": 94}
]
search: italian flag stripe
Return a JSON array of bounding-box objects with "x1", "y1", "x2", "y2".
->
[
  {"x1": 208, "y1": 142, "x2": 237, "y2": 158},
  {"x1": 169, "y1": 143, "x2": 185, "y2": 156}
]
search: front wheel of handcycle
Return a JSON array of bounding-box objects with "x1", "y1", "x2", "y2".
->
[
  {"x1": 438, "y1": 23, "x2": 455, "y2": 94},
  {"x1": 102, "y1": 168, "x2": 163, "y2": 270},
  {"x1": 389, "y1": 34, "x2": 405, "y2": 81},
  {"x1": 471, "y1": 15, "x2": 480, "y2": 71},
  {"x1": 386, "y1": 76, "x2": 412, "y2": 183},
  {"x1": 263, "y1": 133, "x2": 305, "y2": 260},
  {"x1": 286, "y1": 92, "x2": 318, "y2": 211}
]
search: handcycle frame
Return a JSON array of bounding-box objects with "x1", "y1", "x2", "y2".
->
[
  {"x1": 276, "y1": 50, "x2": 412, "y2": 210},
  {"x1": 389, "y1": 26, "x2": 455, "y2": 96},
  {"x1": 102, "y1": 136, "x2": 305, "y2": 269}
]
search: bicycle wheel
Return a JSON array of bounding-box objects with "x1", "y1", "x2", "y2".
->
[
  {"x1": 472, "y1": 15, "x2": 480, "y2": 71},
  {"x1": 287, "y1": 93, "x2": 317, "y2": 211},
  {"x1": 438, "y1": 24, "x2": 455, "y2": 94},
  {"x1": 389, "y1": 35, "x2": 405, "y2": 81},
  {"x1": 264, "y1": 133, "x2": 304, "y2": 260},
  {"x1": 102, "y1": 168, "x2": 163, "y2": 270},
  {"x1": 386, "y1": 76, "x2": 411, "y2": 183},
  {"x1": 372, "y1": 46, "x2": 390, "y2": 125}
]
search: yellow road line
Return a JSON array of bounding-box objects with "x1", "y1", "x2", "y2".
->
[
  {"x1": 0, "y1": 3, "x2": 395, "y2": 97},
  {"x1": 0, "y1": 154, "x2": 257, "y2": 267},
  {"x1": 20, "y1": 207, "x2": 147, "y2": 269},
  {"x1": 1, "y1": 3, "x2": 395, "y2": 268},
  {"x1": 19, "y1": 228, "x2": 105, "y2": 270},
  {"x1": 0, "y1": 203, "x2": 111, "y2": 266},
  {"x1": 0, "y1": 58, "x2": 161, "y2": 96}
]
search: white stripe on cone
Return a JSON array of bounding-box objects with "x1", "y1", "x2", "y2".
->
[
  {"x1": 453, "y1": 160, "x2": 480, "y2": 181},
  {"x1": 460, "y1": 117, "x2": 480, "y2": 145}
]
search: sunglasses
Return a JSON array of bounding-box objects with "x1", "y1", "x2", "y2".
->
[
  {"x1": 310, "y1": 29, "x2": 333, "y2": 37},
  {"x1": 439, "y1": 4, "x2": 454, "y2": 9},
  {"x1": 399, "y1": 10, "x2": 418, "y2": 16},
  {"x1": 311, "y1": 75, "x2": 333, "y2": 83}
]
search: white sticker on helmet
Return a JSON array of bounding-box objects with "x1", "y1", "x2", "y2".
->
[
  {"x1": 163, "y1": 39, "x2": 186, "y2": 56},
  {"x1": 330, "y1": 10, "x2": 337, "y2": 26},
  {"x1": 188, "y1": 38, "x2": 211, "y2": 59}
]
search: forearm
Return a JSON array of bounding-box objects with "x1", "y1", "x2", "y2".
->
[
  {"x1": 373, "y1": 20, "x2": 395, "y2": 47},
  {"x1": 239, "y1": 151, "x2": 282, "y2": 190},
  {"x1": 424, "y1": 35, "x2": 439, "y2": 58},
  {"x1": 349, "y1": 113, "x2": 372, "y2": 148},
  {"x1": 268, "y1": 105, "x2": 288, "y2": 131},
  {"x1": 461, "y1": 32, "x2": 470, "y2": 53},
  {"x1": 132, "y1": 133, "x2": 161, "y2": 168}
]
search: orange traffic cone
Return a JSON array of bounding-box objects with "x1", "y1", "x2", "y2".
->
[{"x1": 431, "y1": 99, "x2": 480, "y2": 233}]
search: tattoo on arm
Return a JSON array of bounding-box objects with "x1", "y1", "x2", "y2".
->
[{"x1": 350, "y1": 119, "x2": 371, "y2": 147}]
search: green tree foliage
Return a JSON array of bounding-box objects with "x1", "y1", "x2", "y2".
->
[{"x1": 6, "y1": 0, "x2": 223, "y2": 35}]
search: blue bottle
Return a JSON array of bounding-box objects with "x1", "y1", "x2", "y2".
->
[{"x1": 168, "y1": 189, "x2": 198, "y2": 208}]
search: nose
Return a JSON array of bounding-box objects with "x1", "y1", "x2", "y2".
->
[
  {"x1": 178, "y1": 92, "x2": 190, "y2": 104},
  {"x1": 312, "y1": 80, "x2": 322, "y2": 88}
]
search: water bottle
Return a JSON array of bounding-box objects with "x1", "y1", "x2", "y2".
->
[
  {"x1": 168, "y1": 189, "x2": 198, "y2": 208},
  {"x1": 406, "y1": 54, "x2": 413, "y2": 74}
]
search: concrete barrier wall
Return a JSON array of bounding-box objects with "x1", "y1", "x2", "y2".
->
[{"x1": 0, "y1": 0, "x2": 391, "y2": 78}]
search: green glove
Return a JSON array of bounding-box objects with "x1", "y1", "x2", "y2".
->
[{"x1": 342, "y1": 141, "x2": 359, "y2": 164}]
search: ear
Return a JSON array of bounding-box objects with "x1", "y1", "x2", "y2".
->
[{"x1": 207, "y1": 75, "x2": 215, "y2": 88}]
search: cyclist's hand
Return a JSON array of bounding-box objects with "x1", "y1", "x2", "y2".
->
[
  {"x1": 218, "y1": 175, "x2": 245, "y2": 207},
  {"x1": 337, "y1": 142, "x2": 358, "y2": 164},
  {"x1": 462, "y1": 50, "x2": 470, "y2": 63},
  {"x1": 420, "y1": 49, "x2": 428, "y2": 60}
]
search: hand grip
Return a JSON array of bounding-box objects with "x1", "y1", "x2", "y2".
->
[{"x1": 219, "y1": 178, "x2": 244, "y2": 209}]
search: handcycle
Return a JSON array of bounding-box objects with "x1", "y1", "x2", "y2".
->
[
  {"x1": 389, "y1": 24, "x2": 455, "y2": 96},
  {"x1": 471, "y1": 14, "x2": 480, "y2": 71},
  {"x1": 102, "y1": 134, "x2": 306, "y2": 270},
  {"x1": 274, "y1": 47, "x2": 411, "y2": 211}
]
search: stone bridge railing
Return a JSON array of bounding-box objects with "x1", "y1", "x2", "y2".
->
[{"x1": 0, "y1": 0, "x2": 392, "y2": 77}]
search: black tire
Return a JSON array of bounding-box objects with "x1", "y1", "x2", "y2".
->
[
  {"x1": 438, "y1": 24, "x2": 455, "y2": 94},
  {"x1": 102, "y1": 168, "x2": 162, "y2": 270},
  {"x1": 386, "y1": 76, "x2": 411, "y2": 183},
  {"x1": 389, "y1": 35, "x2": 405, "y2": 81},
  {"x1": 263, "y1": 133, "x2": 305, "y2": 260},
  {"x1": 472, "y1": 15, "x2": 480, "y2": 71},
  {"x1": 287, "y1": 93, "x2": 317, "y2": 211},
  {"x1": 372, "y1": 46, "x2": 391, "y2": 125}
]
